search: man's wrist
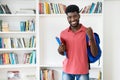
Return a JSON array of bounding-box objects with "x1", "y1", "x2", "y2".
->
[{"x1": 89, "y1": 38, "x2": 94, "y2": 41}]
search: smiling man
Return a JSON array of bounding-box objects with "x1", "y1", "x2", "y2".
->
[{"x1": 57, "y1": 5, "x2": 98, "y2": 80}]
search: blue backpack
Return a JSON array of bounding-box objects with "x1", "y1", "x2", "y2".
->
[{"x1": 86, "y1": 33, "x2": 102, "y2": 63}]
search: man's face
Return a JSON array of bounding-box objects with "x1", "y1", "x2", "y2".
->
[{"x1": 67, "y1": 12, "x2": 80, "y2": 28}]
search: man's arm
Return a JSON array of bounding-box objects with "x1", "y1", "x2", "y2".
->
[{"x1": 86, "y1": 27, "x2": 98, "y2": 57}]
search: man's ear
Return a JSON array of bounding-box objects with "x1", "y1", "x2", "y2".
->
[{"x1": 78, "y1": 14, "x2": 80, "y2": 18}]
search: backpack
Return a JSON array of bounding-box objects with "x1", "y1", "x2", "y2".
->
[{"x1": 86, "y1": 33, "x2": 102, "y2": 63}]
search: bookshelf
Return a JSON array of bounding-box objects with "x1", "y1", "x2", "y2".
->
[
  {"x1": 0, "y1": 0, "x2": 38, "y2": 80},
  {"x1": 0, "y1": 0, "x2": 103, "y2": 80}
]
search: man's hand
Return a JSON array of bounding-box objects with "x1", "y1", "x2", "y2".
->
[
  {"x1": 58, "y1": 43, "x2": 66, "y2": 55},
  {"x1": 86, "y1": 27, "x2": 94, "y2": 40}
]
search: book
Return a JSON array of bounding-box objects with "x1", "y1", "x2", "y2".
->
[
  {"x1": 29, "y1": 19, "x2": 35, "y2": 31},
  {"x1": 7, "y1": 71, "x2": 20, "y2": 80},
  {"x1": 4, "y1": 4, "x2": 11, "y2": 14},
  {"x1": 31, "y1": 50, "x2": 36, "y2": 64},
  {"x1": 0, "y1": 20, "x2": 2, "y2": 31},
  {"x1": 20, "y1": 21, "x2": 25, "y2": 32},
  {"x1": 0, "y1": 37, "x2": 2, "y2": 48},
  {"x1": 2, "y1": 21, "x2": 9, "y2": 32},
  {"x1": 55, "y1": 37, "x2": 67, "y2": 58},
  {"x1": 9, "y1": 52, "x2": 14, "y2": 64},
  {"x1": 0, "y1": 4, "x2": 4, "y2": 14},
  {"x1": 0, "y1": 4, "x2": 6, "y2": 14},
  {"x1": 98, "y1": 71, "x2": 102, "y2": 80},
  {"x1": 2, "y1": 4, "x2": 11, "y2": 14},
  {"x1": 89, "y1": 2, "x2": 95, "y2": 13}
]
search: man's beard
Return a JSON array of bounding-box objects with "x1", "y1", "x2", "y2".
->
[{"x1": 70, "y1": 21, "x2": 79, "y2": 28}]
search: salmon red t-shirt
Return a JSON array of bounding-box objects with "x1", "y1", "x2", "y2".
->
[{"x1": 60, "y1": 24, "x2": 89, "y2": 74}]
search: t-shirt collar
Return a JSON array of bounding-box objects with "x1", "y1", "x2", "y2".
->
[{"x1": 67, "y1": 24, "x2": 86, "y2": 32}]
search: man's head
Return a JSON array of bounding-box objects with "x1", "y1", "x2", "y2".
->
[
  {"x1": 65, "y1": 5, "x2": 80, "y2": 28},
  {"x1": 65, "y1": 5, "x2": 80, "y2": 14}
]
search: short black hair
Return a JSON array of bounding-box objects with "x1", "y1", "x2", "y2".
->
[{"x1": 65, "y1": 5, "x2": 80, "y2": 14}]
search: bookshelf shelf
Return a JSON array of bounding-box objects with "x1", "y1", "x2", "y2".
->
[
  {"x1": 40, "y1": 64, "x2": 62, "y2": 68},
  {"x1": 0, "y1": 48, "x2": 36, "y2": 51},
  {"x1": 0, "y1": 14, "x2": 36, "y2": 17},
  {"x1": 0, "y1": 64, "x2": 36, "y2": 68},
  {"x1": 39, "y1": 13, "x2": 102, "y2": 17},
  {"x1": 39, "y1": 14, "x2": 66, "y2": 17},
  {"x1": 39, "y1": 64, "x2": 102, "y2": 69},
  {"x1": 81, "y1": 13, "x2": 103, "y2": 16},
  {"x1": 0, "y1": 32, "x2": 36, "y2": 34}
]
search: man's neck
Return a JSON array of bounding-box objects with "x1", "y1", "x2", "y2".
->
[{"x1": 71, "y1": 24, "x2": 81, "y2": 32}]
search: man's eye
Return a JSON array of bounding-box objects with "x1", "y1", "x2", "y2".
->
[
  {"x1": 68, "y1": 16, "x2": 71, "y2": 19},
  {"x1": 73, "y1": 15, "x2": 78, "y2": 18}
]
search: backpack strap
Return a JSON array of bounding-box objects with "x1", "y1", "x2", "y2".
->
[{"x1": 86, "y1": 34, "x2": 91, "y2": 69}]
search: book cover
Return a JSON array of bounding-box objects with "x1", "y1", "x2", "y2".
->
[
  {"x1": 2, "y1": 21, "x2": 9, "y2": 32},
  {"x1": 0, "y1": 20, "x2": 2, "y2": 31},
  {"x1": 20, "y1": 21, "x2": 25, "y2": 32},
  {"x1": 0, "y1": 4, "x2": 4, "y2": 14},
  {"x1": 0, "y1": 4, "x2": 6, "y2": 13},
  {"x1": 5, "y1": 4, "x2": 12, "y2": 14},
  {"x1": 29, "y1": 20, "x2": 35, "y2": 31},
  {"x1": 55, "y1": 37, "x2": 67, "y2": 58}
]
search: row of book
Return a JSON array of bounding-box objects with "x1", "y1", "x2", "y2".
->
[
  {"x1": 6, "y1": 69, "x2": 101, "y2": 80},
  {"x1": 0, "y1": 36, "x2": 36, "y2": 48},
  {"x1": 0, "y1": 3, "x2": 36, "y2": 14},
  {"x1": 39, "y1": 2, "x2": 66, "y2": 14},
  {"x1": 23, "y1": 50, "x2": 36, "y2": 64},
  {"x1": 40, "y1": 69, "x2": 55, "y2": 80},
  {"x1": 40, "y1": 69, "x2": 101, "y2": 80},
  {"x1": 39, "y1": 1, "x2": 102, "y2": 14},
  {"x1": 0, "y1": 50, "x2": 36, "y2": 65},
  {"x1": 20, "y1": 19, "x2": 35, "y2": 32},
  {"x1": 0, "y1": 52, "x2": 18, "y2": 65},
  {"x1": 80, "y1": 1, "x2": 102, "y2": 14},
  {"x1": 0, "y1": 20, "x2": 9, "y2": 32},
  {"x1": 0, "y1": 3, "x2": 11, "y2": 14},
  {"x1": 0, "y1": 2, "x2": 102, "y2": 14},
  {"x1": 0, "y1": 19, "x2": 35, "y2": 32}
]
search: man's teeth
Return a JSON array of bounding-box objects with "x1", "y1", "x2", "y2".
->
[{"x1": 72, "y1": 22, "x2": 76, "y2": 24}]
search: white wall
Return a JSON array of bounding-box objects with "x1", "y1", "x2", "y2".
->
[{"x1": 104, "y1": 1, "x2": 120, "y2": 80}]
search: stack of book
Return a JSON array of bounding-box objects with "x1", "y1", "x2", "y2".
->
[{"x1": 40, "y1": 69, "x2": 55, "y2": 80}]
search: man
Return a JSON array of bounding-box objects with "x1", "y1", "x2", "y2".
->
[{"x1": 58, "y1": 5, "x2": 98, "y2": 80}]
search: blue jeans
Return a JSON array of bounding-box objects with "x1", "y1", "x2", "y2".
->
[{"x1": 62, "y1": 72, "x2": 89, "y2": 80}]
